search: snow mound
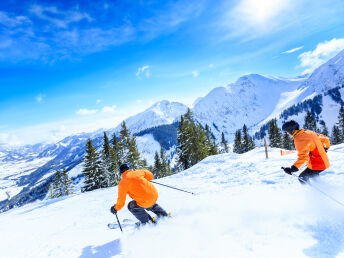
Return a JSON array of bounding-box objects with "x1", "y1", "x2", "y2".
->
[{"x1": 1, "y1": 147, "x2": 344, "y2": 257}]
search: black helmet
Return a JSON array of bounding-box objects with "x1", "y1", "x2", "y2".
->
[
  {"x1": 119, "y1": 163, "x2": 130, "y2": 174},
  {"x1": 282, "y1": 120, "x2": 299, "y2": 135}
]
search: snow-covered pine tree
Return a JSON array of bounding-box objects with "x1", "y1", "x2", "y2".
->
[
  {"x1": 233, "y1": 129, "x2": 243, "y2": 154},
  {"x1": 205, "y1": 124, "x2": 218, "y2": 156},
  {"x1": 61, "y1": 168, "x2": 74, "y2": 196},
  {"x1": 176, "y1": 112, "x2": 192, "y2": 170},
  {"x1": 51, "y1": 169, "x2": 63, "y2": 198},
  {"x1": 111, "y1": 132, "x2": 121, "y2": 166},
  {"x1": 338, "y1": 106, "x2": 344, "y2": 142},
  {"x1": 153, "y1": 151, "x2": 162, "y2": 178},
  {"x1": 221, "y1": 132, "x2": 229, "y2": 153},
  {"x1": 160, "y1": 146, "x2": 172, "y2": 177},
  {"x1": 331, "y1": 125, "x2": 342, "y2": 145},
  {"x1": 268, "y1": 119, "x2": 282, "y2": 148},
  {"x1": 109, "y1": 147, "x2": 120, "y2": 185},
  {"x1": 303, "y1": 111, "x2": 317, "y2": 132},
  {"x1": 127, "y1": 135, "x2": 141, "y2": 169},
  {"x1": 82, "y1": 139, "x2": 102, "y2": 192},
  {"x1": 282, "y1": 132, "x2": 294, "y2": 150},
  {"x1": 242, "y1": 124, "x2": 255, "y2": 152},
  {"x1": 100, "y1": 132, "x2": 115, "y2": 187}
]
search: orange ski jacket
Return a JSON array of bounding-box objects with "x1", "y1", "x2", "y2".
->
[
  {"x1": 292, "y1": 129, "x2": 330, "y2": 170},
  {"x1": 114, "y1": 169, "x2": 158, "y2": 211}
]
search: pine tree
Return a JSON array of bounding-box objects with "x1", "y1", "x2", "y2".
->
[
  {"x1": 100, "y1": 132, "x2": 111, "y2": 187},
  {"x1": 52, "y1": 169, "x2": 63, "y2": 198},
  {"x1": 82, "y1": 139, "x2": 102, "y2": 192},
  {"x1": 242, "y1": 124, "x2": 255, "y2": 152},
  {"x1": 268, "y1": 119, "x2": 282, "y2": 148},
  {"x1": 153, "y1": 151, "x2": 162, "y2": 178},
  {"x1": 204, "y1": 124, "x2": 218, "y2": 156},
  {"x1": 331, "y1": 125, "x2": 342, "y2": 145},
  {"x1": 233, "y1": 129, "x2": 243, "y2": 154},
  {"x1": 221, "y1": 132, "x2": 229, "y2": 153},
  {"x1": 303, "y1": 111, "x2": 317, "y2": 132},
  {"x1": 338, "y1": 106, "x2": 344, "y2": 142},
  {"x1": 118, "y1": 122, "x2": 142, "y2": 169},
  {"x1": 160, "y1": 147, "x2": 172, "y2": 177},
  {"x1": 112, "y1": 132, "x2": 121, "y2": 166},
  {"x1": 282, "y1": 132, "x2": 294, "y2": 150},
  {"x1": 176, "y1": 112, "x2": 193, "y2": 170},
  {"x1": 118, "y1": 122, "x2": 130, "y2": 164},
  {"x1": 61, "y1": 168, "x2": 74, "y2": 196},
  {"x1": 319, "y1": 120, "x2": 329, "y2": 136},
  {"x1": 176, "y1": 109, "x2": 218, "y2": 170},
  {"x1": 109, "y1": 147, "x2": 120, "y2": 185}
]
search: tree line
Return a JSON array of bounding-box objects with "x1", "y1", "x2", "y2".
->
[{"x1": 267, "y1": 106, "x2": 344, "y2": 149}]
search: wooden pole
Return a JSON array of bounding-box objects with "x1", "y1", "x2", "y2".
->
[{"x1": 264, "y1": 138, "x2": 268, "y2": 159}]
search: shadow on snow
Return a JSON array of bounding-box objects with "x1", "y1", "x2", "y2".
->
[{"x1": 79, "y1": 239, "x2": 121, "y2": 258}]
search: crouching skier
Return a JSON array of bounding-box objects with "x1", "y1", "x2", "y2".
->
[
  {"x1": 281, "y1": 120, "x2": 330, "y2": 184},
  {"x1": 110, "y1": 164, "x2": 168, "y2": 225}
]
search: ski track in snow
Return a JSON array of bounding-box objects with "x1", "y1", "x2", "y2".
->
[{"x1": 1, "y1": 147, "x2": 344, "y2": 258}]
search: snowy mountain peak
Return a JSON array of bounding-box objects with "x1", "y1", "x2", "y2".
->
[{"x1": 113, "y1": 100, "x2": 188, "y2": 134}]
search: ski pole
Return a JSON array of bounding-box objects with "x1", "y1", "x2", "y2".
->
[
  {"x1": 151, "y1": 181, "x2": 196, "y2": 195},
  {"x1": 290, "y1": 173, "x2": 344, "y2": 209},
  {"x1": 115, "y1": 213, "x2": 123, "y2": 232}
]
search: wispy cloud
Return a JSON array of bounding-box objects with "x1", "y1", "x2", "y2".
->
[
  {"x1": 136, "y1": 65, "x2": 151, "y2": 78},
  {"x1": 76, "y1": 108, "x2": 98, "y2": 115},
  {"x1": 102, "y1": 105, "x2": 117, "y2": 113},
  {"x1": 29, "y1": 5, "x2": 92, "y2": 28},
  {"x1": 36, "y1": 94, "x2": 45, "y2": 102},
  {"x1": 192, "y1": 70, "x2": 199, "y2": 77},
  {"x1": 96, "y1": 99, "x2": 103, "y2": 104},
  {"x1": 281, "y1": 46, "x2": 303, "y2": 54},
  {"x1": 298, "y1": 38, "x2": 344, "y2": 74}
]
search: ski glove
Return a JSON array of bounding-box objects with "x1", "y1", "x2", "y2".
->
[
  {"x1": 282, "y1": 165, "x2": 298, "y2": 175},
  {"x1": 110, "y1": 206, "x2": 117, "y2": 214},
  {"x1": 324, "y1": 148, "x2": 328, "y2": 153}
]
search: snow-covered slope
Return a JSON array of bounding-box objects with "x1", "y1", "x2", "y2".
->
[
  {"x1": 1, "y1": 146, "x2": 344, "y2": 257},
  {"x1": 193, "y1": 74, "x2": 306, "y2": 140}
]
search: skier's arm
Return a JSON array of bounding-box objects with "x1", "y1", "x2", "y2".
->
[
  {"x1": 293, "y1": 139, "x2": 310, "y2": 169},
  {"x1": 318, "y1": 134, "x2": 330, "y2": 149},
  {"x1": 143, "y1": 170, "x2": 154, "y2": 181},
  {"x1": 114, "y1": 180, "x2": 129, "y2": 211}
]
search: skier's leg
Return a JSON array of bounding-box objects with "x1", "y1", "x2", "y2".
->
[
  {"x1": 298, "y1": 168, "x2": 322, "y2": 184},
  {"x1": 147, "y1": 203, "x2": 168, "y2": 218},
  {"x1": 127, "y1": 201, "x2": 152, "y2": 224}
]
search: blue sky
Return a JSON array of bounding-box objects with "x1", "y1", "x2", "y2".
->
[{"x1": 1, "y1": 0, "x2": 344, "y2": 145}]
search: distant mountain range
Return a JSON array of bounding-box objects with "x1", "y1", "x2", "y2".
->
[{"x1": 1, "y1": 49, "x2": 343, "y2": 211}]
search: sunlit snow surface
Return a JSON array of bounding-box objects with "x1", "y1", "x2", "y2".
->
[{"x1": 1, "y1": 146, "x2": 344, "y2": 258}]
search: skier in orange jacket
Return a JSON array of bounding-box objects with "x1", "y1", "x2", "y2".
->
[
  {"x1": 281, "y1": 120, "x2": 330, "y2": 183},
  {"x1": 110, "y1": 164, "x2": 168, "y2": 224}
]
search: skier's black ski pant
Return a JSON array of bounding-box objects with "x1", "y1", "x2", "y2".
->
[
  {"x1": 298, "y1": 168, "x2": 324, "y2": 184},
  {"x1": 128, "y1": 200, "x2": 168, "y2": 224}
]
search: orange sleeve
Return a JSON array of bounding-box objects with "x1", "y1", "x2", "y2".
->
[
  {"x1": 318, "y1": 134, "x2": 330, "y2": 148},
  {"x1": 293, "y1": 138, "x2": 310, "y2": 169},
  {"x1": 143, "y1": 170, "x2": 154, "y2": 181},
  {"x1": 114, "y1": 180, "x2": 129, "y2": 211}
]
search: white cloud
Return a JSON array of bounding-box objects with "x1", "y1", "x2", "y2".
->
[
  {"x1": 102, "y1": 105, "x2": 117, "y2": 113},
  {"x1": 281, "y1": 46, "x2": 303, "y2": 54},
  {"x1": 192, "y1": 70, "x2": 199, "y2": 78},
  {"x1": 96, "y1": 99, "x2": 102, "y2": 104},
  {"x1": 36, "y1": 94, "x2": 45, "y2": 102},
  {"x1": 136, "y1": 65, "x2": 150, "y2": 78},
  {"x1": 298, "y1": 38, "x2": 344, "y2": 74},
  {"x1": 76, "y1": 109, "x2": 98, "y2": 115},
  {"x1": 29, "y1": 5, "x2": 92, "y2": 28}
]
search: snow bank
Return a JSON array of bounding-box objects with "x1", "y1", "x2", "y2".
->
[{"x1": 1, "y1": 147, "x2": 344, "y2": 257}]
